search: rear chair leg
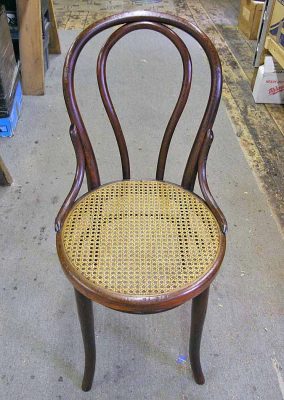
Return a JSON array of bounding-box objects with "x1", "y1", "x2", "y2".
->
[
  {"x1": 189, "y1": 287, "x2": 209, "y2": 384},
  {"x1": 75, "y1": 289, "x2": 96, "y2": 391}
]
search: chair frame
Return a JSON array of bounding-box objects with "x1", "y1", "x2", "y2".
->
[{"x1": 55, "y1": 10, "x2": 227, "y2": 391}]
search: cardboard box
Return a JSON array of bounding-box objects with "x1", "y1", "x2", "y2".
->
[
  {"x1": 239, "y1": 0, "x2": 265, "y2": 39},
  {"x1": 253, "y1": 56, "x2": 284, "y2": 103}
]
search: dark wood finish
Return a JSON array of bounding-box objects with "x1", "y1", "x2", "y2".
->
[
  {"x1": 75, "y1": 289, "x2": 96, "y2": 391},
  {"x1": 55, "y1": 124, "x2": 85, "y2": 232},
  {"x1": 56, "y1": 9, "x2": 227, "y2": 312},
  {"x1": 189, "y1": 287, "x2": 209, "y2": 384},
  {"x1": 198, "y1": 129, "x2": 227, "y2": 234},
  {"x1": 55, "y1": 11, "x2": 228, "y2": 390},
  {"x1": 97, "y1": 21, "x2": 192, "y2": 181},
  {"x1": 61, "y1": 11, "x2": 222, "y2": 192},
  {"x1": 56, "y1": 11, "x2": 226, "y2": 313},
  {"x1": 57, "y1": 225, "x2": 225, "y2": 313}
]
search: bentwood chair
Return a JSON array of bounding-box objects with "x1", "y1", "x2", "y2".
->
[{"x1": 55, "y1": 11, "x2": 227, "y2": 392}]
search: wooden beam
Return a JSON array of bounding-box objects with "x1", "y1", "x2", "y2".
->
[
  {"x1": 48, "y1": 0, "x2": 61, "y2": 54},
  {"x1": 16, "y1": 0, "x2": 44, "y2": 95},
  {"x1": 265, "y1": 36, "x2": 284, "y2": 69},
  {"x1": 0, "y1": 156, "x2": 12, "y2": 186}
]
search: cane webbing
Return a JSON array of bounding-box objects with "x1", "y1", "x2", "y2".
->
[{"x1": 61, "y1": 180, "x2": 221, "y2": 296}]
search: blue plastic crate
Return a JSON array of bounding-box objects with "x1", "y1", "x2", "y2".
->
[{"x1": 0, "y1": 80, "x2": 22, "y2": 137}]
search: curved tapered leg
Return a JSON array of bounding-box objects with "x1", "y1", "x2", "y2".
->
[
  {"x1": 75, "y1": 289, "x2": 96, "y2": 391},
  {"x1": 189, "y1": 287, "x2": 209, "y2": 385}
]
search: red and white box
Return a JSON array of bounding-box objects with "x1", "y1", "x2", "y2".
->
[{"x1": 253, "y1": 56, "x2": 284, "y2": 104}]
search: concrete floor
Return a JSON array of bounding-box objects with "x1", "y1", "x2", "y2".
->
[{"x1": 0, "y1": 29, "x2": 283, "y2": 400}]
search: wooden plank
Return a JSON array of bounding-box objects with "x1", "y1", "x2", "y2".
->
[
  {"x1": 265, "y1": 36, "x2": 284, "y2": 68},
  {"x1": 0, "y1": 156, "x2": 12, "y2": 186},
  {"x1": 48, "y1": 0, "x2": 61, "y2": 54},
  {"x1": 16, "y1": 0, "x2": 44, "y2": 95}
]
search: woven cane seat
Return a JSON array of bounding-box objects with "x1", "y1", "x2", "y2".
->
[{"x1": 59, "y1": 180, "x2": 222, "y2": 297}]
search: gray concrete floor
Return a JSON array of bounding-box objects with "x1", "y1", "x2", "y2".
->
[{"x1": 0, "y1": 30, "x2": 283, "y2": 400}]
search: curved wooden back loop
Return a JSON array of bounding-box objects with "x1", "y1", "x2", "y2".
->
[
  {"x1": 97, "y1": 21, "x2": 192, "y2": 181},
  {"x1": 63, "y1": 11, "x2": 222, "y2": 191}
]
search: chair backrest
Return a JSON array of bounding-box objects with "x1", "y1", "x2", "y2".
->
[{"x1": 63, "y1": 11, "x2": 222, "y2": 191}]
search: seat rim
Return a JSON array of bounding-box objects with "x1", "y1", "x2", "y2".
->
[{"x1": 56, "y1": 179, "x2": 226, "y2": 314}]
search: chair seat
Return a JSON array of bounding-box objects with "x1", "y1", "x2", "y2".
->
[{"x1": 57, "y1": 180, "x2": 222, "y2": 301}]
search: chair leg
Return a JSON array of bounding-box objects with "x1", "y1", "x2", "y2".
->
[
  {"x1": 189, "y1": 287, "x2": 209, "y2": 385},
  {"x1": 75, "y1": 289, "x2": 96, "y2": 392}
]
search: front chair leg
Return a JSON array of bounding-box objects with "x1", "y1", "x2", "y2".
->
[
  {"x1": 189, "y1": 287, "x2": 209, "y2": 385},
  {"x1": 75, "y1": 289, "x2": 96, "y2": 391}
]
